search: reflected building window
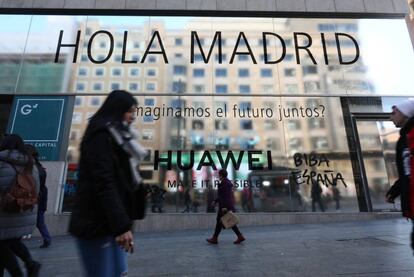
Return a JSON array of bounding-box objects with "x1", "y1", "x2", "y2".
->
[
  {"x1": 92, "y1": 83, "x2": 103, "y2": 92},
  {"x1": 74, "y1": 97, "x2": 83, "y2": 106},
  {"x1": 260, "y1": 68, "x2": 272, "y2": 77},
  {"x1": 215, "y1": 68, "x2": 227, "y2": 77},
  {"x1": 111, "y1": 83, "x2": 121, "y2": 90},
  {"x1": 76, "y1": 83, "x2": 86, "y2": 92},
  {"x1": 147, "y1": 68, "x2": 157, "y2": 77},
  {"x1": 129, "y1": 68, "x2": 140, "y2": 77},
  {"x1": 192, "y1": 120, "x2": 204, "y2": 130},
  {"x1": 264, "y1": 120, "x2": 277, "y2": 130},
  {"x1": 288, "y1": 138, "x2": 302, "y2": 149},
  {"x1": 114, "y1": 55, "x2": 122, "y2": 62},
  {"x1": 129, "y1": 82, "x2": 139, "y2": 92},
  {"x1": 284, "y1": 68, "x2": 296, "y2": 77},
  {"x1": 193, "y1": 68, "x2": 205, "y2": 77},
  {"x1": 303, "y1": 65, "x2": 318, "y2": 75},
  {"x1": 239, "y1": 85, "x2": 251, "y2": 94},
  {"x1": 287, "y1": 120, "x2": 301, "y2": 130},
  {"x1": 238, "y1": 68, "x2": 250, "y2": 77},
  {"x1": 192, "y1": 134, "x2": 204, "y2": 149},
  {"x1": 285, "y1": 54, "x2": 294, "y2": 61},
  {"x1": 111, "y1": 68, "x2": 122, "y2": 77},
  {"x1": 78, "y1": 68, "x2": 87, "y2": 76},
  {"x1": 215, "y1": 137, "x2": 230, "y2": 150},
  {"x1": 193, "y1": 85, "x2": 205, "y2": 93},
  {"x1": 216, "y1": 85, "x2": 228, "y2": 94},
  {"x1": 173, "y1": 65, "x2": 186, "y2": 75},
  {"x1": 142, "y1": 130, "x2": 154, "y2": 141},
  {"x1": 240, "y1": 120, "x2": 253, "y2": 130},
  {"x1": 95, "y1": 68, "x2": 105, "y2": 76},
  {"x1": 311, "y1": 137, "x2": 329, "y2": 150},
  {"x1": 173, "y1": 81, "x2": 186, "y2": 93},
  {"x1": 261, "y1": 85, "x2": 273, "y2": 93},
  {"x1": 215, "y1": 54, "x2": 227, "y2": 62},
  {"x1": 266, "y1": 138, "x2": 279, "y2": 149},
  {"x1": 81, "y1": 55, "x2": 88, "y2": 62},
  {"x1": 286, "y1": 84, "x2": 299, "y2": 93},
  {"x1": 215, "y1": 119, "x2": 228, "y2": 130},
  {"x1": 146, "y1": 82, "x2": 157, "y2": 91},
  {"x1": 304, "y1": 81, "x2": 320, "y2": 93},
  {"x1": 175, "y1": 38, "x2": 183, "y2": 46},
  {"x1": 148, "y1": 56, "x2": 157, "y2": 63},
  {"x1": 89, "y1": 96, "x2": 101, "y2": 107},
  {"x1": 308, "y1": 118, "x2": 325, "y2": 129},
  {"x1": 72, "y1": 112, "x2": 83, "y2": 124}
]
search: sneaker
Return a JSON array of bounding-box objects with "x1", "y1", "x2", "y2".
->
[
  {"x1": 206, "y1": 237, "x2": 218, "y2": 244},
  {"x1": 233, "y1": 235, "x2": 245, "y2": 244},
  {"x1": 26, "y1": 261, "x2": 41, "y2": 277},
  {"x1": 39, "y1": 240, "x2": 51, "y2": 248}
]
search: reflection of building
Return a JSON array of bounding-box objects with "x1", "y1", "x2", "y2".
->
[
  {"x1": 0, "y1": 53, "x2": 68, "y2": 93},
  {"x1": 63, "y1": 18, "x2": 381, "y2": 213}
]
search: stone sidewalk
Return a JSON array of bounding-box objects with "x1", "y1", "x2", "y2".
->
[{"x1": 12, "y1": 218, "x2": 414, "y2": 276}]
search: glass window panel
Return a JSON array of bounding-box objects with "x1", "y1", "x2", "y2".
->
[
  {"x1": 0, "y1": 15, "x2": 32, "y2": 93},
  {"x1": 18, "y1": 15, "x2": 87, "y2": 93}
]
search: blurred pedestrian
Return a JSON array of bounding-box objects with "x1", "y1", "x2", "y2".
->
[
  {"x1": 386, "y1": 99, "x2": 414, "y2": 253},
  {"x1": 206, "y1": 169, "x2": 245, "y2": 244},
  {"x1": 311, "y1": 176, "x2": 325, "y2": 212},
  {"x1": 69, "y1": 90, "x2": 143, "y2": 277},
  {"x1": 0, "y1": 134, "x2": 41, "y2": 277},
  {"x1": 25, "y1": 144, "x2": 51, "y2": 248}
]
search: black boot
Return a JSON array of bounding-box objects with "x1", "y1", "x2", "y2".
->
[{"x1": 26, "y1": 261, "x2": 41, "y2": 277}]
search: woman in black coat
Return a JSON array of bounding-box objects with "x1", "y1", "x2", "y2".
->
[
  {"x1": 69, "y1": 90, "x2": 141, "y2": 277},
  {"x1": 206, "y1": 169, "x2": 245, "y2": 244}
]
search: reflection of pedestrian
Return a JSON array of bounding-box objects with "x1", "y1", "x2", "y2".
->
[
  {"x1": 332, "y1": 186, "x2": 341, "y2": 211},
  {"x1": 241, "y1": 187, "x2": 253, "y2": 212},
  {"x1": 206, "y1": 186, "x2": 216, "y2": 213},
  {"x1": 386, "y1": 99, "x2": 414, "y2": 253},
  {"x1": 206, "y1": 169, "x2": 245, "y2": 244},
  {"x1": 289, "y1": 173, "x2": 303, "y2": 209},
  {"x1": 26, "y1": 144, "x2": 52, "y2": 248},
  {"x1": 69, "y1": 91, "x2": 139, "y2": 277},
  {"x1": 150, "y1": 185, "x2": 166, "y2": 213},
  {"x1": 182, "y1": 188, "x2": 191, "y2": 213},
  {"x1": 311, "y1": 177, "x2": 325, "y2": 212}
]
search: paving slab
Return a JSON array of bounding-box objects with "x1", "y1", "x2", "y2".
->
[{"x1": 5, "y1": 218, "x2": 414, "y2": 276}]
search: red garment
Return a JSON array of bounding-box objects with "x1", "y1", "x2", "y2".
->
[{"x1": 408, "y1": 128, "x2": 414, "y2": 219}]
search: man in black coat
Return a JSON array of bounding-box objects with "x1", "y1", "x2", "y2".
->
[{"x1": 386, "y1": 99, "x2": 414, "y2": 253}]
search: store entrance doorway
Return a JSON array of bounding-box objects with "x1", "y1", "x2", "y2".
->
[{"x1": 352, "y1": 114, "x2": 400, "y2": 212}]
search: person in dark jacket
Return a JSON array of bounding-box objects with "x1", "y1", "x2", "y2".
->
[
  {"x1": 311, "y1": 176, "x2": 325, "y2": 212},
  {"x1": 386, "y1": 99, "x2": 414, "y2": 253},
  {"x1": 0, "y1": 134, "x2": 41, "y2": 277},
  {"x1": 206, "y1": 169, "x2": 245, "y2": 244},
  {"x1": 25, "y1": 144, "x2": 51, "y2": 248},
  {"x1": 69, "y1": 90, "x2": 142, "y2": 277}
]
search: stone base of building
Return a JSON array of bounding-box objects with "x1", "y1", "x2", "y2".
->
[{"x1": 32, "y1": 212, "x2": 401, "y2": 237}]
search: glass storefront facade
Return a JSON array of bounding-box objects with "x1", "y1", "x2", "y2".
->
[{"x1": 0, "y1": 15, "x2": 412, "y2": 214}]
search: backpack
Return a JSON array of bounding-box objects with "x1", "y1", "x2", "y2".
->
[{"x1": 0, "y1": 164, "x2": 38, "y2": 213}]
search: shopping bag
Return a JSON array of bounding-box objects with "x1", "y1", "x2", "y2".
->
[{"x1": 220, "y1": 211, "x2": 239, "y2": 229}]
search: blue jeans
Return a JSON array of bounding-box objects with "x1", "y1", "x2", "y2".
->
[
  {"x1": 76, "y1": 237, "x2": 127, "y2": 277},
  {"x1": 36, "y1": 210, "x2": 51, "y2": 243}
]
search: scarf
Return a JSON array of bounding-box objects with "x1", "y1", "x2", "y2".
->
[{"x1": 107, "y1": 122, "x2": 147, "y2": 187}]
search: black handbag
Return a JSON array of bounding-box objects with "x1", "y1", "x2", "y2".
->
[{"x1": 130, "y1": 183, "x2": 147, "y2": 220}]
